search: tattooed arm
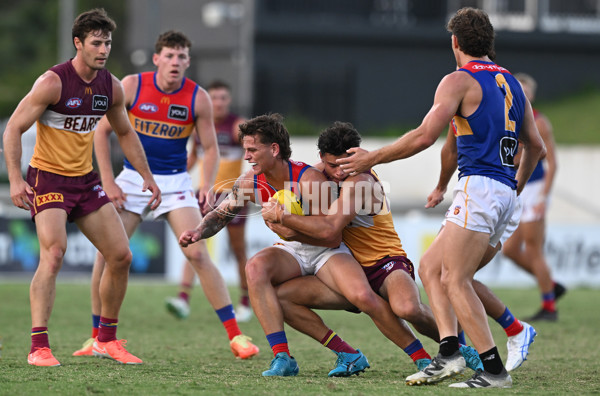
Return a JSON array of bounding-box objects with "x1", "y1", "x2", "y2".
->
[{"x1": 179, "y1": 176, "x2": 253, "y2": 247}]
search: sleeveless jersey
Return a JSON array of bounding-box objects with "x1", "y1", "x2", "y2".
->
[
  {"x1": 528, "y1": 108, "x2": 545, "y2": 183},
  {"x1": 254, "y1": 160, "x2": 312, "y2": 206},
  {"x1": 125, "y1": 71, "x2": 198, "y2": 174},
  {"x1": 196, "y1": 113, "x2": 244, "y2": 192},
  {"x1": 31, "y1": 60, "x2": 112, "y2": 176},
  {"x1": 451, "y1": 61, "x2": 527, "y2": 189},
  {"x1": 341, "y1": 170, "x2": 406, "y2": 267}
]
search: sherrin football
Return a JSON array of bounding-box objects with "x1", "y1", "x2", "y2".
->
[
  {"x1": 272, "y1": 189, "x2": 304, "y2": 216},
  {"x1": 272, "y1": 189, "x2": 303, "y2": 240}
]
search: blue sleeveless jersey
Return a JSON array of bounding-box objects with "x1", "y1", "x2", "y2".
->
[{"x1": 451, "y1": 61, "x2": 526, "y2": 189}]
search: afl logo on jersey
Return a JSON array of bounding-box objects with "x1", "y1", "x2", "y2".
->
[
  {"x1": 168, "y1": 105, "x2": 188, "y2": 121},
  {"x1": 139, "y1": 103, "x2": 159, "y2": 113},
  {"x1": 92, "y1": 95, "x2": 109, "y2": 111},
  {"x1": 65, "y1": 97, "x2": 83, "y2": 108}
]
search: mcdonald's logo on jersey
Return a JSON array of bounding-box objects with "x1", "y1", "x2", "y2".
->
[
  {"x1": 160, "y1": 97, "x2": 170, "y2": 104},
  {"x1": 85, "y1": 87, "x2": 93, "y2": 95}
]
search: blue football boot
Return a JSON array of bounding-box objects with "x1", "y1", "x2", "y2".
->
[
  {"x1": 262, "y1": 353, "x2": 299, "y2": 377},
  {"x1": 415, "y1": 358, "x2": 432, "y2": 371},
  {"x1": 328, "y1": 349, "x2": 370, "y2": 377},
  {"x1": 460, "y1": 345, "x2": 484, "y2": 372}
]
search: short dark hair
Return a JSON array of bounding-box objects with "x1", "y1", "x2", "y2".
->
[
  {"x1": 447, "y1": 7, "x2": 495, "y2": 58},
  {"x1": 317, "y1": 121, "x2": 361, "y2": 156},
  {"x1": 207, "y1": 80, "x2": 231, "y2": 92},
  {"x1": 239, "y1": 113, "x2": 291, "y2": 161},
  {"x1": 72, "y1": 8, "x2": 116, "y2": 44},
  {"x1": 155, "y1": 30, "x2": 192, "y2": 54}
]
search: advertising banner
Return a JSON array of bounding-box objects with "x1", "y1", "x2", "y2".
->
[{"x1": 0, "y1": 217, "x2": 166, "y2": 275}]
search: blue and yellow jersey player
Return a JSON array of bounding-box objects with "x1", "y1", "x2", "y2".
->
[
  {"x1": 72, "y1": 30, "x2": 259, "y2": 361},
  {"x1": 337, "y1": 7, "x2": 545, "y2": 388}
]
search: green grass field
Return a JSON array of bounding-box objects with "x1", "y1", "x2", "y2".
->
[
  {"x1": 0, "y1": 282, "x2": 598, "y2": 395},
  {"x1": 536, "y1": 87, "x2": 600, "y2": 145}
]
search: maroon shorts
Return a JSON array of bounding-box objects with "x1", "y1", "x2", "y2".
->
[
  {"x1": 27, "y1": 166, "x2": 111, "y2": 222},
  {"x1": 199, "y1": 191, "x2": 248, "y2": 226},
  {"x1": 363, "y1": 255, "x2": 416, "y2": 295},
  {"x1": 345, "y1": 255, "x2": 415, "y2": 314}
]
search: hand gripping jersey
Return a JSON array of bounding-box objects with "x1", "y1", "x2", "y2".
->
[
  {"x1": 125, "y1": 71, "x2": 198, "y2": 174},
  {"x1": 341, "y1": 170, "x2": 406, "y2": 268},
  {"x1": 527, "y1": 108, "x2": 545, "y2": 183},
  {"x1": 451, "y1": 61, "x2": 527, "y2": 189},
  {"x1": 31, "y1": 60, "x2": 112, "y2": 176},
  {"x1": 196, "y1": 113, "x2": 244, "y2": 192},
  {"x1": 253, "y1": 160, "x2": 312, "y2": 206}
]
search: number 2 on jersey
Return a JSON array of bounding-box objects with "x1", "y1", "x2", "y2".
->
[{"x1": 495, "y1": 74, "x2": 516, "y2": 133}]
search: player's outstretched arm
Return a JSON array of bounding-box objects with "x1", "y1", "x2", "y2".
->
[
  {"x1": 426, "y1": 127, "x2": 458, "y2": 208},
  {"x1": 179, "y1": 175, "x2": 250, "y2": 246},
  {"x1": 338, "y1": 72, "x2": 466, "y2": 175},
  {"x1": 3, "y1": 71, "x2": 61, "y2": 210},
  {"x1": 288, "y1": 175, "x2": 372, "y2": 246}
]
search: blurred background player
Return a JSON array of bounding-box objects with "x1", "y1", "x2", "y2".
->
[
  {"x1": 166, "y1": 80, "x2": 251, "y2": 322},
  {"x1": 502, "y1": 72, "x2": 564, "y2": 321},
  {"x1": 72, "y1": 31, "x2": 258, "y2": 360}
]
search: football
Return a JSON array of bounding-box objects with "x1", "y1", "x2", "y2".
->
[
  {"x1": 272, "y1": 189, "x2": 304, "y2": 215},
  {"x1": 272, "y1": 189, "x2": 303, "y2": 240}
]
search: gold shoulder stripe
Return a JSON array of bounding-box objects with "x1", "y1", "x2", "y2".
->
[{"x1": 452, "y1": 116, "x2": 474, "y2": 136}]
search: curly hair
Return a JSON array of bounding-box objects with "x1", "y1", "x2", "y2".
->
[
  {"x1": 72, "y1": 8, "x2": 116, "y2": 44},
  {"x1": 239, "y1": 113, "x2": 291, "y2": 161},
  {"x1": 317, "y1": 121, "x2": 361, "y2": 156},
  {"x1": 447, "y1": 7, "x2": 495, "y2": 58},
  {"x1": 155, "y1": 30, "x2": 192, "y2": 54}
]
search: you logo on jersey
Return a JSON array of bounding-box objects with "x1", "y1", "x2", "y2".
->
[
  {"x1": 168, "y1": 105, "x2": 188, "y2": 121},
  {"x1": 92, "y1": 95, "x2": 109, "y2": 111},
  {"x1": 500, "y1": 137, "x2": 518, "y2": 167}
]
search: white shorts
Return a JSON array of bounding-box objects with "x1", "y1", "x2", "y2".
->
[
  {"x1": 116, "y1": 168, "x2": 198, "y2": 220},
  {"x1": 498, "y1": 194, "x2": 523, "y2": 246},
  {"x1": 273, "y1": 240, "x2": 352, "y2": 276},
  {"x1": 444, "y1": 175, "x2": 517, "y2": 247},
  {"x1": 519, "y1": 178, "x2": 547, "y2": 223}
]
